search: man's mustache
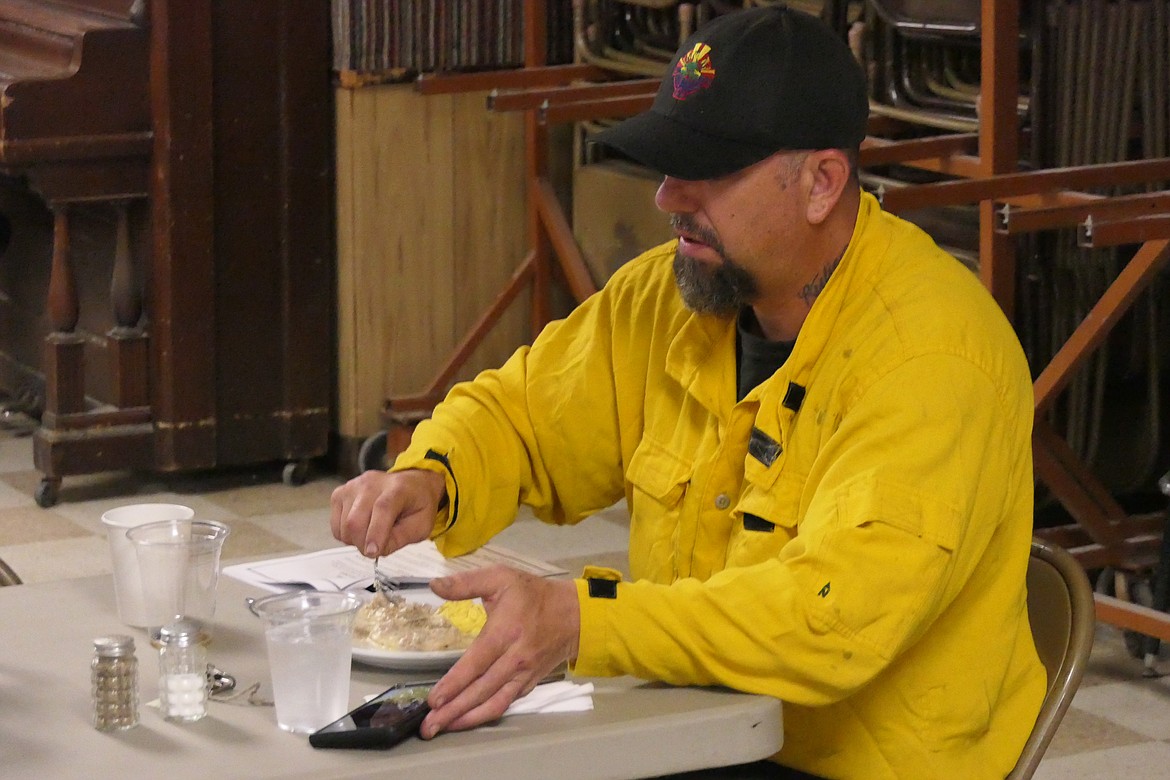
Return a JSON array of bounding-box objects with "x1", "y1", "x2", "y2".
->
[{"x1": 670, "y1": 214, "x2": 722, "y2": 251}]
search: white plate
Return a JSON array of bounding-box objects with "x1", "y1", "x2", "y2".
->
[{"x1": 350, "y1": 589, "x2": 468, "y2": 671}]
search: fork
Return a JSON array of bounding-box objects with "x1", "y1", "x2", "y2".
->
[{"x1": 372, "y1": 558, "x2": 429, "y2": 596}]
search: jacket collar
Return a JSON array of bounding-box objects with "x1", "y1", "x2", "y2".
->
[{"x1": 665, "y1": 309, "x2": 737, "y2": 419}]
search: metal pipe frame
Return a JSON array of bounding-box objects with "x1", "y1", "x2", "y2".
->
[
  {"x1": 1034, "y1": 239, "x2": 1170, "y2": 416},
  {"x1": 882, "y1": 157, "x2": 1170, "y2": 213},
  {"x1": 487, "y1": 78, "x2": 657, "y2": 111},
  {"x1": 858, "y1": 133, "x2": 980, "y2": 167},
  {"x1": 415, "y1": 63, "x2": 608, "y2": 96},
  {"x1": 995, "y1": 192, "x2": 1170, "y2": 235},
  {"x1": 1079, "y1": 213, "x2": 1170, "y2": 249},
  {"x1": 539, "y1": 93, "x2": 655, "y2": 124}
]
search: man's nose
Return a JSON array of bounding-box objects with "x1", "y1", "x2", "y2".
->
[{"x1": 655, "y1": 176, "x2": 699, "y2": 214}]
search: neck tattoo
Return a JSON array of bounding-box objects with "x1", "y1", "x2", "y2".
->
[{"x1": 798, "y1": 251, "x2": 844, "y2": 307}]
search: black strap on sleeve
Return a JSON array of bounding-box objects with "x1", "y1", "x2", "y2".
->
[
  {"x1": 587, "y1": 578, "x2": 619, "y2": 599},
  {"x1": 423, "y1": 449, "x2": 459, "y2": 531}
]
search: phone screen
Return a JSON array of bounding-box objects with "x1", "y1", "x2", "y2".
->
[{"x1": 309, "y1": 683, "x2": 433, "y2": 749}]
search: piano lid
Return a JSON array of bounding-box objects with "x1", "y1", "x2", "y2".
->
[{"x1": 0, "y1": 0, "x2": 149, "y2": 161}]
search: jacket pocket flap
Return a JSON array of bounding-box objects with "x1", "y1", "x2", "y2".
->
[
  {"x1": 836, "y1": 476, "x2": 961, "y2": 551},
  {"x1": 734, "y1": 472, "x2": 804, "y2": 530},
  {"x1": 627, "y1": 437, "x2": 693, "y2": 506}
]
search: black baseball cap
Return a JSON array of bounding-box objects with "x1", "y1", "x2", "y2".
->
[{"x1": 593, "y1": 5, "x2": 869, "y2": 181}]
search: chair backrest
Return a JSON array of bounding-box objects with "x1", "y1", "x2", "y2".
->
[
  {"x1": 1007, "y1": 539, "x2": 1095, "y2": 780},
  {"x1": 868, "y1": 0, "x2": 982, "y2": 37},
  {"x1": 0, "y1": 556, "x2": 22, "y2": 586}
]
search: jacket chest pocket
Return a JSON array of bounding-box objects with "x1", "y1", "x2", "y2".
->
[
  {"x1": 726, "y1": 472, "x2": 803, "y2": 567},
  {"x1": 626, "y1": 437, "x2": 693, "y2": 580}
]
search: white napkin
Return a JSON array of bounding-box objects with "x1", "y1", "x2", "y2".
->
[{"x1": 503, "y1": 680, "x2": 594, "y2": 716}]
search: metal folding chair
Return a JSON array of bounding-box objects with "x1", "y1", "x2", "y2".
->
[
  {"x1": 0, "y1": 557, "x2": 22, "y2": 586},
  {"x1": 1008, "y1": 539, "x2": 1096, "y2": 779}
]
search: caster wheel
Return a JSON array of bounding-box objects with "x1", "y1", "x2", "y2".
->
[
  {"x1": 1096, "y1": 567, "x2": 1155, "y2": 658},
  {"x1": 358, "y1": 430, "x2": 389, "y2": 472},
  {"x1": 34, "y1": 478, "x2": 59, "y2": 508},
  {"x1": 282, "y1": 460, "x2": 310, "y2": 487}
]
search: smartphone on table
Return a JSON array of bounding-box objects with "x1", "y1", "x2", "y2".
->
[{"x1": 309, "y1": 681, "x2": 433, "y2": 750}]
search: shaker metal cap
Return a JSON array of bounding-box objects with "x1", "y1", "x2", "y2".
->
[
  {"x1": 93, "y1": 634, "x2": 136, "y2": 656},
  {"x1": 156, "y1": 619, "x2": 209, "y2": 648}
]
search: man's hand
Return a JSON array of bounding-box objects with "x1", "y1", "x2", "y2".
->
[
  {"x1": 329, "y1": 469, "x2": 445, "y2": 558},
  {"x1": 421, "y1": 566, "x2": 580, "y2": 739}
]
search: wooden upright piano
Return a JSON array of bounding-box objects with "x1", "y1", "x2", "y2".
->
[{"x1": 0, "y1": 0, "x2": 335, "y2": 506}]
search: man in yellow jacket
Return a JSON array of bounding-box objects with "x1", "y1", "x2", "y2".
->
[{"x1": 331, "y1": 6, "x2": 1046, "y2": 778}]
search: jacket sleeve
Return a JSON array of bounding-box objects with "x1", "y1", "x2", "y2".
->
[
  {"x1": 572, "y1": 352, "x2": 1034, "y2": 706},
  {"x1": 390, "y1": 275, "x2": 635, "y2": 556}
]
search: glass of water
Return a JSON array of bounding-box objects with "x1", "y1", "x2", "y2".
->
[{"x1": 251, "y1": 590, "x2": 363, "y2": 734}]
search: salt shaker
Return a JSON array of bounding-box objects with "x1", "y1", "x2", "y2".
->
[
  {"x1": 91, "y1": 634, "x2": 139, "y2": 731},
  {"x1": 156, "y1": 619, "x2": 210, "y2": 723}
]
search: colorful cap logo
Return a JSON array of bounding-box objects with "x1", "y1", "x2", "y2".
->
[{"x1": 672, "y1": 42, "x2": 715, "y2": 100}]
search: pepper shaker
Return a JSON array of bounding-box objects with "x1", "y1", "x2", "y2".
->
[
  {"x1": 156, "y1": 619, "x2": 210, "y2": 723},
  {"x1": 91, "y1": 635, "x2": 139, "y2": 731}
]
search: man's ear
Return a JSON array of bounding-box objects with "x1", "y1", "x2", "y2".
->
[{"x1": 805, "y1": 150, "x2": 851, "y2": 225}]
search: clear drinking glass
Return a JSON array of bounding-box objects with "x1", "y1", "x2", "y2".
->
[
  {"x1": 126, "y1": 519, "x2": 231, "y2": 632},
  {"x1": 250, "y1": 590, "x2": 362, "y2": 734},
  {"x1": 101, "y1": 504, "x2": 195, "y2": 627}
]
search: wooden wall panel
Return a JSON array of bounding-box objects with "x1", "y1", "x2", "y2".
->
[
  {"x1": 451, "y1": 91, "x2": 528, "y2": 380},
  {"x1": 380, "y1": 89, "x2": 456, "y2": 397},
  {"x1": 335, "y1": 87, "x2": 361, "y2": 437},
  {"x1": 335, "y1": 85, "x2": 527, "y2": 440}
]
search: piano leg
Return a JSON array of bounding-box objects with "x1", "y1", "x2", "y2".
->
[
  {"x1": 107, "y1": 203, "x2": 149, "y2": 408},
  {"x1": 31, "y1": 202, "x2": 154, "y2": 507},
  {"x1": 34, "y1": 207, "x2": 83, "y2": 507},
  {"x1": 43, "y1": 207, "x2": 85, "y2": 414}
]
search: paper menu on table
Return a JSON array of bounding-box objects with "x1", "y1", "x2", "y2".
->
[{"x1": 223, "y1": 541, "x2": 568, "y2": 593}]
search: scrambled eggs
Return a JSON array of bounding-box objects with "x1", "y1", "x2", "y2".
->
[{"x1": 437, "y1": 599, "x2": 487, "y2": 636}]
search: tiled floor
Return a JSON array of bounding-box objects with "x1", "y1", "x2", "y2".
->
[{"x1": 2, "y1": 420, "x2": 1170, "y2": 777}]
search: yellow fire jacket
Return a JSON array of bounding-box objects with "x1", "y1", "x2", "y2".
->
[{"x1": 393, "y1": 192, "x2": 1046, "y2": 779}]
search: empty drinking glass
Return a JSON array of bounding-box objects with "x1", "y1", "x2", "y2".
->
[{"x1": 127, "y1": 519, "x2": 231, "y2": 632}]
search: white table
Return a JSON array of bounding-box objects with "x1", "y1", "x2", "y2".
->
[{"x1": 0, "y1": 573, "x2": 782, "y2": 779}]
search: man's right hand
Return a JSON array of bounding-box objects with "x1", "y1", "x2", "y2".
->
[{"x1": 329, "y1": 468, "x2": 446, "y2": 558}]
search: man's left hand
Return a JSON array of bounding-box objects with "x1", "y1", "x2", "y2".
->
[{"x1": 421, "y1": 565, "x2": 580, "y2": 738}]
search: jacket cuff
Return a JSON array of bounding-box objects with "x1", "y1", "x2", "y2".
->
[{"x1": 568, "y1": 567, "x2": 623, "y2": 677}]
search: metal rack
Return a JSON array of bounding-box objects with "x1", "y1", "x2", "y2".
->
[{"x1": 871, "y1": 0, "x2": 1170, "y2": 656}]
